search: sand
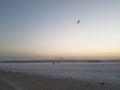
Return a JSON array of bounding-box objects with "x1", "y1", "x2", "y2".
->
[{"x1": 0, "y1": 70, "x2": 120, "y2": 90}]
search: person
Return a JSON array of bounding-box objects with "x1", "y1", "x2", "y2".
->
[{"x1": 53, "y1": 61, "x2": 54, "y2": 65}]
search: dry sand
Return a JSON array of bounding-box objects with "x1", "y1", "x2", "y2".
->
[{"x1": 0, "y1": 70, "x2": 120, "y2": 90}]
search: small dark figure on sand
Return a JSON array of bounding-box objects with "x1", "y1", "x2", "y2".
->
[{"x1": 53, "y1": 61, "x2": 55, "y2": 65}]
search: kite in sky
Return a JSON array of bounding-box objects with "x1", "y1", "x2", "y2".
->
[{"x1": 77, "y1": 20, "x2": 80, "y2": 24}]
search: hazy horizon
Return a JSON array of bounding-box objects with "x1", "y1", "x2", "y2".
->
[{"x1": 1, "y1": 0, "x2": 120, "y2": 60}]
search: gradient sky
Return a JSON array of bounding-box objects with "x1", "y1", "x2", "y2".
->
[{"x1": 0, "y1": 0, "x2": 120, "y2": 60}]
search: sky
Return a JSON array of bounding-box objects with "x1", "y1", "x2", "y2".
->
[{"x1": 0, "y1": 0, "x2": 120, "y2": 60}]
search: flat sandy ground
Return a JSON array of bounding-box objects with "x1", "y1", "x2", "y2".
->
[{"x1": 0, "y1": 70, "x2": 120, "y2": 90}]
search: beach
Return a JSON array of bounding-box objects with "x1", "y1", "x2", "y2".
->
[{"x1": 0, "y1": 70, "x2": 120, "y2": 90}]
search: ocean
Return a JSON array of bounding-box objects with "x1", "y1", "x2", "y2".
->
[{"x1": 0, "y1": 61, "x2": 120, "y2": 84}]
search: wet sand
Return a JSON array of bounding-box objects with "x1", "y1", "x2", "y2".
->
[{"x1": 0, "y1": 70, "x2": 120, "y2": 90}]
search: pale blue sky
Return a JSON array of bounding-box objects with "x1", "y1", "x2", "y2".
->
[{"x1": 0, "y1": 0, "x2": 120, "y2": 60}]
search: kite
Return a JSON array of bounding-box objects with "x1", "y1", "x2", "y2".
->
[{"x1": 77, "y1": 20, "x2": 80, "y2": 24}]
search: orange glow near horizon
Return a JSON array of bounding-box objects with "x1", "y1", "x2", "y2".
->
[
  {"x1": 16, "y1": 51, "x2": 120, "y2": 59},
  {"x1": 26, "y1": 42, "x2": 120, "y2": 59}
]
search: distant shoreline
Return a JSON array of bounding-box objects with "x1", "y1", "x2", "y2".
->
[{"x1": 0, "y1": 59, "x2": 120, "y2": 63}]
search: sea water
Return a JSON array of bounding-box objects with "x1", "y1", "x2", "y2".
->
[{"x1": 0, "y1": 62, "x2": 120, "y2": 84}]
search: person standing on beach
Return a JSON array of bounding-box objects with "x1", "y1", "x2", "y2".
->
[{"x1": 53, "y1": 61, "x2": 55, "y2": 65}]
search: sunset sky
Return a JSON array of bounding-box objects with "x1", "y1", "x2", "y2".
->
[{"x1": 0, "y1": 0, "x2": 120, "y2": 60}]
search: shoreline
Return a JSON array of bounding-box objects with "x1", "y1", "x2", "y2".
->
[{"x1": 0, "y1": 70, "x2": 120, "y2": 90}]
